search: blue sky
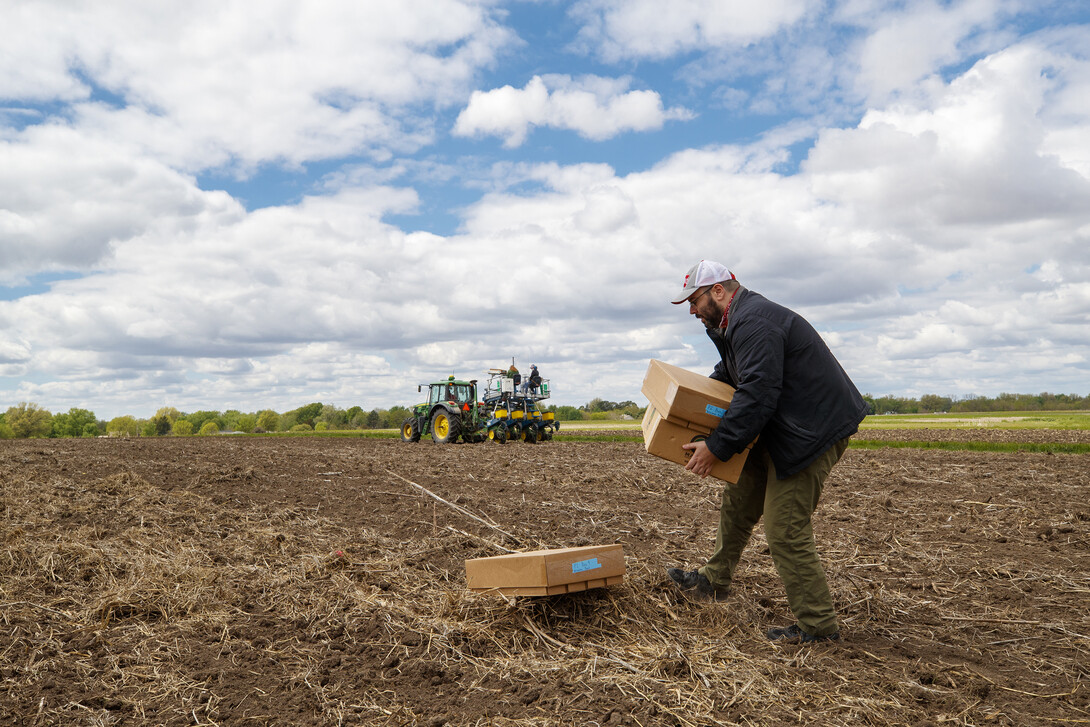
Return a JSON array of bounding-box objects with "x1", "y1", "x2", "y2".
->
[{"x1": 2, "y1": 0, "x2": 1089, "y2": 420}]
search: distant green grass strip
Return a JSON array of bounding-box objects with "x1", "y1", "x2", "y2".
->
[
  {"x1": 554, "y1": 435, "x2": 1090, "y2": 452},
  {"x1": 554, "y1": 432, "x2": 642, "y2": 443},
  {"x1": 860, "y1": 411, "x2": 1090, "y2": 430},
  {"x1": 237, "y1": 430, "x2": 1090, "y2": 452},
  {"x1": 850, "y1": 439, "x2": 1090, "y2": 454},
  {"x1": 249, "y1": 430, "x2": 402, "y2": 439}
]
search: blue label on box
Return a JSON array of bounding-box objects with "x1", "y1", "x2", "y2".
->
[
  {"x1": 705, "y1": 404, "x2": 727, "y2": 418},
  {"x1": 571, "y1": 558, "x2": 601, "y2": 574}
]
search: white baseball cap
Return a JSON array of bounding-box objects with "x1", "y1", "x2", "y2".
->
[{"x1": 671, "y1": 260, "x2": 736, "y2": 304}]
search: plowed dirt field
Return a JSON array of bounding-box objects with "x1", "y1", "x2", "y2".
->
[{"x1": 2, "y1": 434, "x2": 1087, "y2": 726}]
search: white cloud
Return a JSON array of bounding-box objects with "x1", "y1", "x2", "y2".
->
[
  {"x1": 453, "y1": 74, "x2": 693, "y2": 147},
  {"x1": 878, "y1": 321, "x2": 974, "y2": 360},
  {"x1": 850, "y1": 0, "x2": 1012, "y2": 104},
  {"x1": 445, "y1": 36, "x2": 1090, "y2": 398},
  {"x1": 2, "y1": 3, "x2": 1089, "y2": 418},
  {"x1": 608, "y1": 0, "x2": 1024, "y2": 123},
  {"x1": 0, "y1": 0, "x2": 514, "y2": 172},
  {"x1": 574, "y1": 185, "x2": 638, "y2": 234},
  {"x1": 5, "y1": 89, "x2": 1089, "y2": 415},
  {"x1": 796, "y1": 34, "x2": 1090, "y2": 392},
  {"x1": 571, "y1": 0, "x2": 814, "y2": 61},
  {"x1": 806, "y1": 36, "x2": 1090, "y2": 233},
  {"x1": 0, "y1": 124, "x2": 243, "y2": 283}
]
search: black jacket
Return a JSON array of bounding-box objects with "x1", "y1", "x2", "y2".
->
[{"x1": 704, "y1": 287, "x2": 868, "y2": 478}]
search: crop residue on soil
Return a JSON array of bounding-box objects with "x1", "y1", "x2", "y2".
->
[{"x1": 1, "y1": 435, "x2": 1088, "y2": 726}]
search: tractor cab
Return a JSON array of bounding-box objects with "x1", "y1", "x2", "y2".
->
[{"x1": 427, "y1": 378, "x2": 475, "y2": 406}]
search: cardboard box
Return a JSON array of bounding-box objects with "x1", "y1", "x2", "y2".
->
[
  {"x1": 641, "y1": 405, "x2": 751, "y2": 483},
  {"x1": 641, "y1": 359, "x2": 738, "y2": 431},
  {"x1": 466, "y1": 544, "x2": 625, "y2": 596}
]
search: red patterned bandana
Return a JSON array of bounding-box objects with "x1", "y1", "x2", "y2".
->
[{"x1": 719, "y1": 288, "x2": 739, "y2": 329}]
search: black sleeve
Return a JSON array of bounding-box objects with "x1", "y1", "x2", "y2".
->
[
  {"x1": 703, "y1": 317, "x2": 784, "y2": 461},
  {"x1": 710, "y1": 361, "x2": 733, "y2": 385}
]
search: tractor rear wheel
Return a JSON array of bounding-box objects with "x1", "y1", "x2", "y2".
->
[
  {"x1": 430, "y1": 409, "x2": 462, "y2": 444},
  {"x1": 400, "y1": 417, "x2": 421, "y2": 442}
]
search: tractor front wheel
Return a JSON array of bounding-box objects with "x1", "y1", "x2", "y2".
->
[
  {"x1": 400, "y1": 417, "x2": 421, "y2": 442},
  {"x1": 430, "y1": 409, "x2": 462, "y2": 444}
]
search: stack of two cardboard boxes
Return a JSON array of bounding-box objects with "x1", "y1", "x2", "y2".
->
[{"x1": 641, "y1": 359, "x2": 754, "y2": 483}]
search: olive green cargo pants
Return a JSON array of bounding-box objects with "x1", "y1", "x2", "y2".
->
[{"x1": 699, "y1": 436, "x2": 849, "y2": 637}]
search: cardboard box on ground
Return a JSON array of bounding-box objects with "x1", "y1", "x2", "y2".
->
[
  {"x1": 466, "y1": 545, "x2": 625, "y2": 596},
  {"x1": 641, "y1": 359, "x2": 755, "y2": 483}
]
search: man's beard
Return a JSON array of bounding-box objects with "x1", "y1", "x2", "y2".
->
[{"x1": 700, "y1": 301, "x2": 725, "y2": 329}]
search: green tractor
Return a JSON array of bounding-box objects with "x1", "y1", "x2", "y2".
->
[{"x1": 400, "y1": 375, "x2": 488, "y2": 444}]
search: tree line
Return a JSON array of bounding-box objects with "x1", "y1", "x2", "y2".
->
[
  {"x1": 3, "y1": 391, "x2": 1087, "y2": 439},
  {"x1": 863, "y1": 392, "x2": 1090, "y2": 414},
  {"x1": 0, "y1": 398, "x2": 647, "y2": 439}
]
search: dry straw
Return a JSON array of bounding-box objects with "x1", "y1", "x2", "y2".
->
[{"x1": 1, "y1": 438, "x2": 1087, "y2": 725}]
